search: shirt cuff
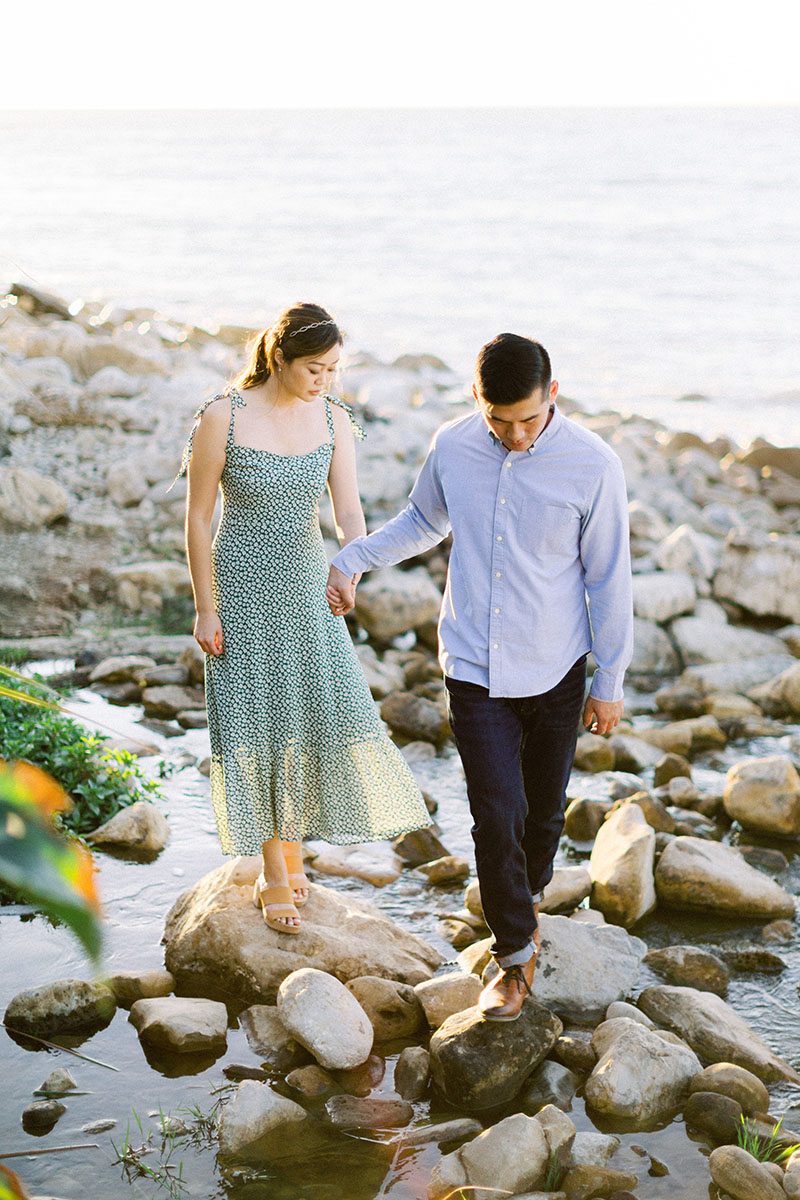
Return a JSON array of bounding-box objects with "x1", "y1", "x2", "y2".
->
[
  {"x1": 331, "y1": 539, "x2": 369, "y2": 577},
  {"x1": 589, "y1": 668, "x2": 625, "y2": 704}
]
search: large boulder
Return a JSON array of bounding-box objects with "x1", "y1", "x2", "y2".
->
[
  {"x1": 128, "y1": 996, "x2": 228, "y2": 1053},
  {"x1": 669, "y1": 617, "x2": 788, "y2": 665},
  {"x1": 0, "y1": 466, "x2": 70, "y2": 528},
  {"x1": 354, "y1": 565, "x2": 441, "y2": 640},
  {"x1": 708, "y1": 1144, "x2": 786, "y2": 1200},
  {"x1": 629, "y1": 616, "x2": 682, "y2": 674},
  {"x1": 429, "y1": 999, "x2": 562, "y2": 1111},
  {"x1": 588, "y1": 802, "x2": 656, "y2": 927},
  {"x1": 163, "y1": 857, "x2": 443, "y2": 1003},
  {"x1": 689, "y1": 1063, "x2": 770, "y2": 1116},
  {"x1": 4, "y1": 978, "x2": 116, "y2": 1037},
  {"x1": 654, "y1": 837, "x2": 796, "y2": 918},
  {"x1": 638, "y1": 985, "x2": 800, "y2": 1083},
  {"x1": 723, "y1": 755, "x2": 800, "y2": 838},
  {"x1": 681, "y1": 654, "x2": 796, "y2": 697},
  {"x1": 277, "y1": 968, "x2": 373, "y2": 1070},
  {"x1": 750, "y1": 661, "x2": 800, "y2": 718},
  {"x1": 428, "y1": 1112, "x2": 550, "y2": 1200},
  {"x1": 632, "y1": 570, "x2": 696, "y2": 623},
  {"x1": 643, "y1": 945, "x2": 729, "y2": 995},
  {"x1": 655, "y1": 523, "x2": 720, "y2": 579},
  {"x1": 584, "y1": 1017, "x2": 701, "y2": 1122},
  {"x1": 714, "y1": 531, "x2": 800, "y2": 623}
]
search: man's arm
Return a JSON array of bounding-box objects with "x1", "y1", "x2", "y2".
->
[
  {"x1": 579, "y1": 455, "x2": 633, "y2": 733},
  {"x1": 326, "y1": 438, "x2": 451, "y2": 614}
]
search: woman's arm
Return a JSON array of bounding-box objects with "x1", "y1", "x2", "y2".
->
[
  {"x1": 185, "y1": 399, "x2": 228, "y2": 655},
  {"x1": 327, "y1": 403, "x2": 367, "y2": 548}
]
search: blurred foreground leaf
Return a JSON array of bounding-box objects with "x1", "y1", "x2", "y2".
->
[{"x1": 0, "y1": 1164, "x2": 31, "y2": 1199}]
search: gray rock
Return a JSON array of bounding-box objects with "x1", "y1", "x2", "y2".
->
[
  {"x1": 573, "y1": 733, "x2": 615, "y2": 772},
  {"x1": 565, "y1": 1130, "x2": 620, "y2": 1167},
  {"x1": 428, "y1": 1112, "x2": 550, "y2": 1200},
  {"x1": 0, "y1": 466, "x2": 70, "y2": 528},
  {"x1": 723, "y1": 755, "x2": 800, "y2": 837},
  {"x1": 671, "y1": 617, "x2": 787, "y2": 666},
  {"x1": 355, "y1": 565, "x2": 441, "y2": 640},
  {"x1": 632, "y1": 569, "x2": 696, "y2": 623},
  {"x1": 38, "y1": 1068, "x2": 77, "y2": 1095},
  {"x1": 654, "y1": 836, "x2": 796, "y2": 917},
  {"x1": 4, "y1": 978, "x2": 116, "y2": 1037},
  {"x1": 129, "y1": 996, "x2": 228, "y2": 1053},
  {"x1": 238, "y1": 1004, "x2": 308, "y2": 1071},
  {"x1": 393, "y1": 826, "x2": 450, "y2": 866},
  {"x1": 552, "y1": 1031, "x2": 597, "y2": 1074},
  {"x1": 380, "y1": 691, "x2": 449, "y2": 744},
  {"x1": 22, "y1": 1099, "x2": 66, "y2": 1130},
  {"x1": 643, "y1": 945, "x2": 729, "y2": 995},
  {"x1": 714, "y1": 531, "x2": 800, "y2": 624},
  {"x1": 80, "y1": 1118, "x2": 118, "y2": 1133},
  {"x1": 88, "y1": 654, "x2": 157, "y2": 683},
  {"x1": 629, "y1": 615, "x2": 682, "y2": 674},
  {"x1": 285, "y1": 1064, "x2": 337, "y2": 1097},
  {"x1": 540, "y1": 866, "x2": 592, "y2": 914},
  {"x1": 106, "y1": 969, "x2": 175, "y2": 1007},
  {"x1": 88, "y1": 800, "x2": 169, "y2": 853},
  {"x1": 708, "y1": 1144, "x2": 786, "y2": 1200},
  {"x1": 605, "y1": 999, "x2": 655, "y2": 1027},
  {"x1": 345, "y1": 976, "x2": 424, "y2": 1040},
  {"x1": 417, "y1": 855, "x2": 470, "y2": 885},
  {"x1": 688, "y1": 1062, "x2": 769, "y2": 1116},
  {"x1": 681, "y1": 654, "x2": 796, "y2": 697},
  {"x1": 304, "y1": 840, "x2": 404, "y2": 886},
  {"x1": 277, "y1": 968, "x2": 373, "y2": 1070},
  {"x1": 589, "y1": 802, "x2": 656, "y2": 927},
  {"x1": 585, "y1": 1017, "x2": 701, "y2": 1122},
  {"x1": 394, "y1": 1046, "x2": 430, "y2": 1100},
  {"x1": 398, "y1": 1116, "x2": 481, "y2": 1148},
  {"x1": 429, "y1": 998, "x2": 562, "y2": 1111},
  {"x1": 531, "y1": 914, "x2": 647, "y2": 1022},
  {"x1": 325, "y1": 1095, "x2": 413, "y2": 1130},
  {"x1": 563, "y1": 798, "x2": 613, "y2": 842},
  {"x1": 519, "y1": 1060, "x2": 580, "y2": 1112},
  {"x1": 684, "y1": 1089, "x2": 743, "y2": 1143},
  {"x1": 415, "y1": 972, "x2": 482, "y2": 1028},
  {"x1": 217, "y1": 1080, "x2": 306, "y2": 1155},
  {"x1": 638, "y1": 984, "x2": 800, "y2": 1083},
  {"x1": 140, "y1": 683, "x2": 205, "y2": 718}
]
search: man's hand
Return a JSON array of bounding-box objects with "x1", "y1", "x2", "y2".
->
[
  {"x1": 582, "y1": 695, "x2": 623, "y2": 736},
  {"x1": 326, "y1": 564, "x2": 357, "y2": 615}
]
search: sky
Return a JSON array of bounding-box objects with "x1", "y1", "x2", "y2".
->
[{"x1": 7, "y1": 0, "x2": 800, "y2": 108}]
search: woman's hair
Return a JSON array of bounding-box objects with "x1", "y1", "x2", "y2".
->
[{"x1": 234, "y1": 302, "x2": 343, "y2": 389}]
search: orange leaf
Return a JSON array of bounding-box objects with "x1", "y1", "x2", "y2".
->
[{"x1": 6, "y1": 761, "x2": 72, "y2": 818}]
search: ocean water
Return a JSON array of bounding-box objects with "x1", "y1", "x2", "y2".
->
[{"x1": 1, "y1": 106, "x2": 798, "y2": 444}]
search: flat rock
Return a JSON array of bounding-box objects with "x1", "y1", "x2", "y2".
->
[
  {"x1": 4, "y1": 978, "x2": 116, "y2": 1037},
  {"x1": 325, "y1": 1095, "x2": 413, "y2": 1130},
  {"x1": 277, "y1": 968, "x2": 373, "y2": 1070},
  {"x1": 670, "y1": 617, "x2": 787, "y2": 665},
  {"x1": 305, "y1": 840, "x2": 404, "y2": 886},
  {"x1": 88, "y1": 654, "x2": 157, "y2": 683},
  {"x1": 163, "y1": 857, "x2": 443, "y2": 1003},
  {"x1": 654, "y1": 836, "x2": 796, "y2": 917},
  {"x1": 88, "y1": 800, "x2": 169, "y2": 853},
  {"x1": 638, "y1": 984, "x2": 800, "y2": 1083},
  {"x1": 106, "y1": 969, "x2": 175, "y2": 1006},
  {"x1": 713, "y1": 531, "x2": 800, "y2": 624},
  {"x1": 643, "y1": 945, "x2": 729, "y2": 994},
  {"x1": 217, "y1": 1080, "x2": 306, "y2": 1155},
  {"x1": 681, "y1": 654, "x2": 796, "y2": 697},
  {"x1": 429, "y1": 998, "x2": 562, "y2": 1111},
  {"x1": 398, "y1": 1116, "x2": 481, "y2": 1147},
  {"x1": 128, "y1": 996, "x2": 228, "y2": 1053}
]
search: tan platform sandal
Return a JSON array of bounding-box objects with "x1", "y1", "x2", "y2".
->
[
  {"x1": 283, "y1": 850, "x2": 310, "y2": 908},
  {"x1": 252, "y1": 872, "x2": 301, "y2": 934}
]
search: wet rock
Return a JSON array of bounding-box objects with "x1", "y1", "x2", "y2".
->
[
  {"x1": 683, "y1": 1089, "x2": 743, "y2": 1143},
  {"x1": 80, "y1": 1117, "x2": 118, "y2": 1133},
  {"x1": 688, "y1": 1062, "x2": 769, "y2": 1116},
  {"x1": 129, "y1": 996, "x2": 228, "y2": 1053},
  {"x1": 519, "y1": 1059, "x2": 580, "y2": 1112},
  {"x1": 106, "y1": 968, "x2": 175, "y2": 1006},
  {"x1": 654, "y1": 836, "x2": 795, "y2": 917},
  {"x1": 417, "y1": 855, "x2": 470, "y2": 885},
  {"x1": 217, "y1": 1080, "x2": 306, "y2": 1155},
  {"x1": 285, "y1": 1064, "x2": 337, "y2": 1097},
  {"x1": 238, "y1": 1004, "x2": 308, "y2": 1071},
  {"x1": 222, "y1": 1064, "x2": 270, "y2": 1083},
  {"x1": 22, "y1": 1099, "x2": 66, "y2": 1131},
  {"x1": 540, "y1": 866, "x2": 593, "y2": 914},
  {"x1": 394, "y1": 1046, "x2": 430, "y2": 1100},
  {"x1": 88, "y1": 654, "x2": 157, "y2": 683},
  {"x1": 345, "y1": 976, "x2": 424, "y2": 1040},
  {"x1": 718, "y1": 944, "x2": 787, "y2": 973},
  {"x1": 0, "y1": 466, "x2": 70, "y2": 528},
  {"x1": 564, "y1": 797, "x2": 613, "y2": 842},
  {"x1": 428, "y1": 1112, "x2": 550, "y2": 1200},
  {"x1": 332, "y1": 1053, "x2": 385, "y2": 1096},
  {"x1": 637, "y1": 984, "x2": 800, "y2": 1083},
  {"x1": 653, "y1": 753, "x2": 692, "y2": 787},
  {"x1": 277, "y1": 968, "x2": 373, "y2": 1070},
  {"x1": 643, "y1": 945, "x2": 729, "y2": 995},
  {"x1": 553, "y1": 1031, "x2": 597, "y2": 1074},
  {"x1": 750, "y1": 660, "x2": 800, "y2": 718},
  {"x1": 38, "y1": 1068, "x2": 77, "y2": 1095},
  {"x1": 4, "y1": 978, "x2": 116, "y2": 1037},
  {"x1": 304, "y1": 840, "x2": 403, "y2": 886},
  {"x1": 393, "y1": 826, "x2": 450, "y2": 866},
  {"x1": 398, "y1": 1115, "x2": 481, "y2": 1148},
  {"x1": 573, "y1": 733, "x2": 615, "y2": 772},
  {"x1": 559, "y1": 1164, "x2": 638, "y2": 1200},
  {"x1": 723, "y1": 755, "x2": 800, "y2": 837},
  {"x1": 87, "y1": 800, "x2": 169, "y2": 853},
  {"x1": 176, "y1": 709, "x2": 207, "y2": 729},
  {"x1": 429, "y1": 998, "x2": 562, "y2": 1111},
  {"x1": 326, "y1": 1095, "x2": 412, "y2": 1130},
  {"x1": 380, "y1": 691, "x2": 449, "y2": 744},
  {"x1": 762, "y1": 918, "x2": 794, "y2": 942},
  {"x1": 585, "y1": 1017, "x2": 701, "y2": 1122},
  {"x1": 523, "y1": 915, "x2": 646, "y2": 1022},
  {"x1": 714, "y1": 530, "x2": 800, "y2": 624},
  {"x1": 632, "y1": 569, "x2": 696, "y2": 622},
  {"x1": 589, "y1": 802, "x2": 656, "y2": 927},
  {"x1": 415, "y1": 971, "x2": 482, "y2": 1028},
  {"x1": 566, "y1": 1130, "x2": 620, "y2": 1167},
  {"x1": 708, "y1": 1144, "x2": 786, "y2": 1200},
  {"x1": 140, "y1": 684, "x2": 205, "y2": 718}
]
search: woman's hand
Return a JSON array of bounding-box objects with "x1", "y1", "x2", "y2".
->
[
  {"x1": 194, "y1": 611, "x2": 224, "y2": 656},
  {"x1": 326, "y1": 565, "x2": 357, "y2": 615}
]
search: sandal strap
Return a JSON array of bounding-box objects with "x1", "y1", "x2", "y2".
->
[
  {"x1": 284, "y1": 854, "x2": 307, "y2": 875},
  {"x1": 259, "y1": 883, "x2": 298, "y2": 910}
]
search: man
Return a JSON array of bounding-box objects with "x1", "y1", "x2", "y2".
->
[{"x1": 326, "y1": 333, "x2": 633, "y2": 1021}]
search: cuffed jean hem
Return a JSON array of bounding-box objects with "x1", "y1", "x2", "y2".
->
[{"x1": 496, "y1": 939, "x2": 537, "y2": 969}]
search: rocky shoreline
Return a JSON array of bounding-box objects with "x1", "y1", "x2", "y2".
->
[{"x1": 3, "y1": 281, "x2": 800, "y2": 1200}]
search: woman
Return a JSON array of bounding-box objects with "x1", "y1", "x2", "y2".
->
[{"x1": 176, "y1": 302, "x2": 430, "y2": 934}]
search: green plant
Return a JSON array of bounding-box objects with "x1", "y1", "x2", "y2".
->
[
  {"x1": 736, "y1": 1113, "x2": 800, "y2": 1163},
  {"x1": 174, "y1": 1083, "x2": 236, "y2": 1148},
  {"x1": 544, "y1": 1148, "x2": 562, "y2": 1190},
  {"x1": 110, "y1": 1107, "x2": 186, "y2": 1200}
]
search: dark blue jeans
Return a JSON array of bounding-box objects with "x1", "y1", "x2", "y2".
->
[{"x1": 445, "y1": 656, "x2": 587, "y2": 966}]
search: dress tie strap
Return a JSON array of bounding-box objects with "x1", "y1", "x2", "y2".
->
[
  {"x1": 324, "y1": 394, "x2": 366, "y2": 442},
  {"x1": 167, "y1": 388, "x2": 247, "y2": 492}
]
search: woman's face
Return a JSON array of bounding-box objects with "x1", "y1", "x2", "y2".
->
[{"x1": 281, "y1": 343, "x2": 341, "y2": 402}]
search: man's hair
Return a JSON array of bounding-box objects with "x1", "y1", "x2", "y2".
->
[{"x1": 475, "y1": 333, "x2": 552, "y2": 407}]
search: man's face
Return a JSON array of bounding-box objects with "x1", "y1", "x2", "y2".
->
[{"x1": 474, "y1": 381, "x2": 558, "y2": 452}]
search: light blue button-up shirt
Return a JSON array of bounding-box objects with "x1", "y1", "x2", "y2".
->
[{"x1": 332, "y1": 404, "x2": 633, "y2": 702}]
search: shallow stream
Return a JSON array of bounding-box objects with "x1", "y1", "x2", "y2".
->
[{"x1": 3, "y1": 681, "x2": 800, "y2": 1200}]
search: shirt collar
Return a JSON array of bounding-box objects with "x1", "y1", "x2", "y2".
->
[{"x1": 484, "y1": 402, "x2": 563, "y2": 455}]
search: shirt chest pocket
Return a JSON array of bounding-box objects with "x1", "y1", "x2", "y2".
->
[{"x1": 521, "y1": 499, "x2": 582, "y2": 556}]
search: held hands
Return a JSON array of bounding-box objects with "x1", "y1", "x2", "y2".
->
[
  {"x1": 326, "y1": 564, "x2": 358, "y2": 616},
  {"x1": 194, "y1": 612, "x2": 224, "y2": 656},
  {"x1": 582, "y1": 695, "x2": 624, "y2": 736}
]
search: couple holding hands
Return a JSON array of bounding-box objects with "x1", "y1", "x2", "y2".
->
[{"x1": 178, "y1": 301, "x2": 633, "y2": 1022}]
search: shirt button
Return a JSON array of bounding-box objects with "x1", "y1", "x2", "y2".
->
[
  {"x1": 495, "y1": 571, "x2": 502, "y2": 578},
  {"x1": 493, "y1": 643, "x2": 499, "y2": 650},
  {"x1": 496, "y1": 535, "x2": 503, "y2": 542},
  {"x1": 505, "y1": 461, "x2": 512, "y2": 470},
  {"x1": 494, "y1": 607, "x2": 500, "y2": 614},
  {"x1": 500, "y1": 498, "x2": 506, "y2": 504}
]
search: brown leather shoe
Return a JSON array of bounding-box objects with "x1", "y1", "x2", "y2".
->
[{"x1": 478, "y1": 954, "x2": 536, "y2": 1022}]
